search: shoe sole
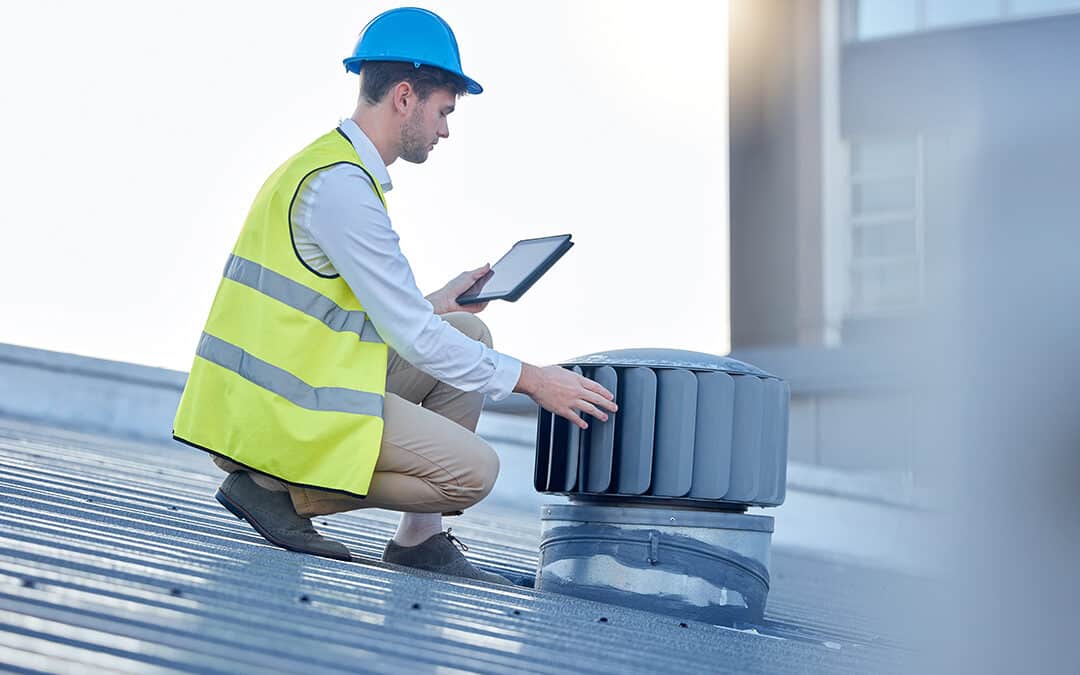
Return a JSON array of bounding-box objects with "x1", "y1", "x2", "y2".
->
[
  {"x1": 379, "y1": 558, "x2": 514, "y2": 586},
  {"x1": 215, "y1": 488, "x2": 352, "y2": 562}
]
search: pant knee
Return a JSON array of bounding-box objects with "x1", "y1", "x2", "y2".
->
[
  {"x1": 449, "y1": 440, "x2": 500, "y2": 509},
  {"x1": 212, "y1": 456, "x2": 239, "y2": 473},
  {"x1": 444, "y1": 312, "x2": 493, "y2": 348},
  {"x1": 474, "y1": 442, "x2": 500, "y2": 498}
]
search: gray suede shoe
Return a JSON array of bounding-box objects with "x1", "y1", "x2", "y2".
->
[
  {"x1": 216, "y1": 471, "x2": 351, "y2": 561},
  {"x1": 382, "y1": 529, "x2": 512, "y2": 585}
]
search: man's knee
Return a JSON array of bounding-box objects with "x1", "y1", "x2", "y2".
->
[
  {"x1": 443, "y1": 311, "x2": 493, "y2": 348},
  {"x1": 474, "y1": 441, "x2": 500, "y2": 498},
  {"x1": 211, "y1": 455, "x2": 288, "y2": 492},
  {"x1": 450, "y1": 439, "x2": 500, "y2": 508},
  {"x1": 211, "y1": 456, "x2": 238, "y2": 474}
]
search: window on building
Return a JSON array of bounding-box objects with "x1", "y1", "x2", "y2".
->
[
  {"x1": 846, "y1": 0, "x2": 1080, "y2": 41},
  {"x1": 1011, "y1": 0, "x2": 1080, "y2": 15},
  {"x1": 847, "y1": 138, "x2": 924, "y2": 314},
  {"x1": 924, "y1": 0, "x2": 1000, "y2": 28},
  {"x1": 854, "y1": 0, "x2": 919, "y2": 40}
]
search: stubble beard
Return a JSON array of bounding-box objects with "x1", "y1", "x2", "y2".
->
[{"x1": 399, "y1": 107, "x2": 431, "y2": 164}]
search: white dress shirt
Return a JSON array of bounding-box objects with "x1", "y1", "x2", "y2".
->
[{"x1": 289, "y1": 118, "x2": 522, "y2": 401}]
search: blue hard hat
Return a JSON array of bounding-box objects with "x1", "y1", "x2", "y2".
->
[{"x1": 343, "y1": 7, "x2": 483, "y2": 95}]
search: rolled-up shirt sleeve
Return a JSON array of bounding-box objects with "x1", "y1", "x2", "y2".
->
[{"x1": 300, "y1": 165, "x2": 521, "y2": 401}]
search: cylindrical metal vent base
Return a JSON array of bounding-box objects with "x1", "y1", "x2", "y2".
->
[{"x1": 537, "y1": 502, "x2": 773, "y2": 625}]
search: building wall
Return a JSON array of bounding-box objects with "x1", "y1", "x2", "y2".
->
[
  {"x1": 731, "y1": 344, "x2": 917, "y2": 478},
  {"x1": 841, "y1": 12, "x2": 1080, "y2": 339},
  {"x1": 728, "y1": 0, "x2": 825, "y2": 349},
  {"x1": 729, "y1": 3, "x2": 1080, "y2": 479}
]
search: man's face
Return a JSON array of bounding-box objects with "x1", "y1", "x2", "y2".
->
[{"x1": 399, "y1": 88, "x2": 455, "y2": 164}]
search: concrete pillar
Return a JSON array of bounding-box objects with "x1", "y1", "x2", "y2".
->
[{"x1": 728, "y1": 0, "x2": 824, "y2": 348}]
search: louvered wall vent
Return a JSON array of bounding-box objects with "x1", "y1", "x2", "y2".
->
[{"x1": 533, "y1": 348, "x2": 790, "y2": 508}]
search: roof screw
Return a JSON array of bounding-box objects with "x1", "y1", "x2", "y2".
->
[
  {"x1": 169, "y1": 588, "x2": 183, "y2": 597},
  {"x1": 21, "y1": 578, "x2": 36, "y2": 589},
  {"x1": 411, "y1": 602, "x2": 421, "y2": 610},
  {"x1": 299, "y1": 595, "x2": 311, "y2": 604},
  {"x1": 512, "y1": 609, "x2": 521, "y2": 616},
  {"x1": 669, "y1": 516, "x2": 676, "y2": 523},
  {"x1": 679, "y1": 622, "x2": 689, "y2": 628},
  {"x1": 597, "y1": 617, "x2": 608, "y2": 623}
]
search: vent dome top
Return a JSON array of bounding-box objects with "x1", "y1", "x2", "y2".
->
[{"x1": 562, "y1": 348, "x2": 776, "y2": 379}]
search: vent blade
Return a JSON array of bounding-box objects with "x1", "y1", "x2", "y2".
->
[
  {"x1": 613, "y1": 367, "x2": 656, "y2": 494},
  {"x1": 725, "y1": 375, "x2": 764, "y2": 502},
  {"x1": 690, "y1": 371, "x2": 735, "y2": 499},
  {"x1": 652, "y1": 369, "x2": 697, "y2": 497},
  {"x1": 561, "y1": 366, "x2": 585, "y2": 491},
  {"x1": 774, "y1": 381, "x2": 791, "y2": 504},
  {"x1": 534, "y1": 407, "x2": 553, "y2": 492},
  {"x1": 548, "y1": 411, "x2": 571, "y2": 492},
  {"x1": 584, "y1": 366, "x2": 618, "y2": 492},
  {"x1": 758, "y1": 378, "x2": 788, "y2": 504}
]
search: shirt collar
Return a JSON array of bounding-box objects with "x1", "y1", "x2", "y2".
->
[{"x1": 338, "y1": 118, "x2": 393, "y2": 192}]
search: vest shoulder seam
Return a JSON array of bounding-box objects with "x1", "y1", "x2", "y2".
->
[{"x1": 288, "y1": 158, "x2": 386, "y2": 280}]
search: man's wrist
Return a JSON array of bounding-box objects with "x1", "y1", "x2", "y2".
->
[
  {"x1": 514, "y1": 362, "x2": 540, "y2": 396},
  {"x1": 425, "y1": 292, "x2": 446, "y2": 315}
]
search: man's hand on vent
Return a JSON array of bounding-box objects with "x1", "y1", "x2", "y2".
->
[{"x1": 515, "y1": 364, "x2": 618, "y2": 430}]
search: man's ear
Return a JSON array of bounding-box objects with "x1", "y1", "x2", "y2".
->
[{"x1": 391, "y1": 81, "x2": 415, "y2": 116}]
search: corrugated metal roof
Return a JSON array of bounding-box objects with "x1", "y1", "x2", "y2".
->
[{"x1": 0, "y1": 417, "x2": 911, "y2": 673}]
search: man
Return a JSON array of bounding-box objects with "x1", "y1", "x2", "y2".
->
[{"x1": 172, "y1": 7, "x2": 617, "y2": 584}]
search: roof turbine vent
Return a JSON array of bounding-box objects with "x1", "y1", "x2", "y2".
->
[{"x1": 533, "y1": 348, "x2": 789, "y2": 625}]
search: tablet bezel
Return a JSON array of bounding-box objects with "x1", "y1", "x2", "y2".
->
[{"x1": 456, "y1": 234, "x2": 574, "y2": 305}]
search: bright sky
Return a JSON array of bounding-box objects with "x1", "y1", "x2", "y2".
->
[{"x1": 0, "y1": 0, "x2": 729, "y2": 372}]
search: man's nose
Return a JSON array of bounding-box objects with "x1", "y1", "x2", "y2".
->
[{"x1": 438, "y1": 122, "x2": 449, "y2": 139}]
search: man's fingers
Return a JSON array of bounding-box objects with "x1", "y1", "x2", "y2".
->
[
  {"x1": 583, "y1": 390, "x2": 619, "y2": 413},
  {"x1": 580, "y1": 376, "x2": 615, "y2": 401},
  {"x1": 561, "y1": 408, "x2": 587, "y2": 430},
  {"x1": 460, "y1": 300, "x2": 488, "y2": 315},
  {"x1": 578, "y1": 378, "x2": 617, "y2": 410},
  {"x1": 535, "y1": 366, "x2": 619, "y2": 430},
  {"x1": 578, "y1": 401, "x2": 608, "y2": 422}
]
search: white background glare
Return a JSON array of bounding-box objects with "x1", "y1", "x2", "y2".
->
[{"x1": 0, "y1": 0, "x2": 729, "y2": 372}]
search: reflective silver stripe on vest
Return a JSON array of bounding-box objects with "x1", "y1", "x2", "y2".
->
[
  {"x1": 223, "y1": 254, "x2": 383, "y2": 344},
  {"x1": 197, "y1": 332, "x2": 384, "y2": 417}
]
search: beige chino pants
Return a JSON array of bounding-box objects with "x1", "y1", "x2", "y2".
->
[{"x1": 212, "y1": 312, "x2": 501, "y2": 517}]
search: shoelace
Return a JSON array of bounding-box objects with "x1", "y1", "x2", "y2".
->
[{"x1": 444, "y1": 528, "x2": 469, "y2": 552}]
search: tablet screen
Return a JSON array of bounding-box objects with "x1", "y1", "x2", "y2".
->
[{"x1": 460, "y1": 235, "x2": 570, "y2": 301}]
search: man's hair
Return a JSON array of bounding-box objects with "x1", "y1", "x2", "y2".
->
[{"x1": 359, "y1": 61, "x2": 468, "y2": 104}]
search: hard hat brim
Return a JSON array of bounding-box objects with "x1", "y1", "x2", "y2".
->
[{"x1": 343, "y1": 57, "x2": 483, "y2": 95}]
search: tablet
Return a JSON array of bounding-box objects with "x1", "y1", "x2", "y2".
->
[{"x1": 456, "y1": 234, "x2": 574, "y2": 305}]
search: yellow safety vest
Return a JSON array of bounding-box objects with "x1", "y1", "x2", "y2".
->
[{"x1": 173, "y1": 128, "x2": 388, "y2": 497}]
